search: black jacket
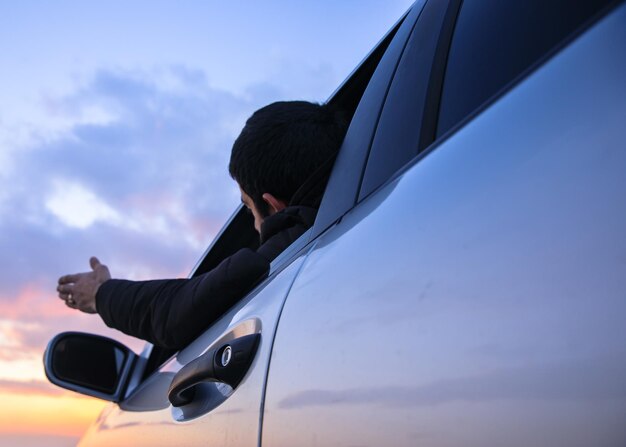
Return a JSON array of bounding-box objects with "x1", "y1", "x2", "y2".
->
[{"x1": 96, "y1": 205, "x2": 317, "y2": 349}]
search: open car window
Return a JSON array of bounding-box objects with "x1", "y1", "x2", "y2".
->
[
  {"x1": 188, "y1": 3, "x2": 412, "y2": 280},
  {"x1": 140, "y1": 7, "x2": 410, "y2": 377}
]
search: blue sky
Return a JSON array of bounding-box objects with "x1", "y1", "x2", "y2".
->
[{"x1": 0, "y1": 0, "x2": 412, "y2": 443}]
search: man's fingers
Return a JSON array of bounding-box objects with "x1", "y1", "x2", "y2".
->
[
  {"x1": 58, "y1": 273, "x2": 80, "y2": 284},
  {"x1": 57, "y1": 284, "x2": 73, "y2": 294},
  {"x1": 58, "y1": 292, "x2": 70, "y2": 300}
]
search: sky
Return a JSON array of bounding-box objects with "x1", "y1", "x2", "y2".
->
[{"x1": 0, "y1": 1, "x2": 413, "y2": 446}]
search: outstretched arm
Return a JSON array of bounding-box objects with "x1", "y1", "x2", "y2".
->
[
  {"x1": 57, "y1": 257, "x2": 111, "y2": 314},
  {"x1": 56, "y1": 251, "x2": 268, "y2": 349},
  {"x1": 94, "y1": 248, "x2": 269, "y2": 349},
  {"x1": 55, "y1": 206, "x2": 312, "y2": 349}
]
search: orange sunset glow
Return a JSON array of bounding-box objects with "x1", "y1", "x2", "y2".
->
[
  {"x1": 0, "y1": 391, "x2": 107, "y2": 438},
  {"x1": 0, "y1": 285, "x2": 144, "y2": 446}
]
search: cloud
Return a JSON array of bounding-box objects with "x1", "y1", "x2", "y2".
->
[
  {"x1": 0, "y1": 64, "x2": 335, "y2": 395},
  {"x1": 46, "y1": 180, "x2": 121, "y2": 229},
  {"x1": 0, "y1": 434, "x2": 79, "y2": 447},
  {"x1": 0, "y1": 379, "x2": 64, "y2": 396},
  {"x1": 0, "y1": 284, "x2": 148, "y2": 345},
  {"x1": 0, "y1": 285, "x2": 147, "y2": 386},
  {"x1": 0, "y1": 66, "x2": 285, "y2": 299},
  {"x1": 1, "y1": 65, "x2": 316, "y2": 387}
]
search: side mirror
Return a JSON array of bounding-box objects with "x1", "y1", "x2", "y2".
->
[{"x1": 44, "y1": 331, "x2": 137, "y2": 402}]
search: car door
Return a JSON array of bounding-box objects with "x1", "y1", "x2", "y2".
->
[
  {"x1": 262, "y1": 2, "x2": 626, "y2": 447},
  {"x1": 76, "y1": 252, "x2": 309, "y2": 447},
  {"x1": 73, "y1": 6, "x2": 414, "y2": 446}
]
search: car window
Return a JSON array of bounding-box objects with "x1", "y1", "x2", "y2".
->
[
  {"x1": 139, "y1": 7, "x2": 412, "y2": 378},
  {"x1": 196, "y1": 4, "x2": 410, "y2": 271},
  {"x1": 310, "y1": 2, "x2": 425, "y2": 239},
  {"x1": 436, "y1": 0, "x2": 616, "y2": 138},
  {"x1": 357, "y1": 0, "x2": 452, "y2": 201}
]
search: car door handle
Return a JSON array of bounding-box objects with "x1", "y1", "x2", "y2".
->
[{"x1": 167, "y1": 333, "x2": 261, "y2": 407}]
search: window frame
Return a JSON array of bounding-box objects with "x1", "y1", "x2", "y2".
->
[
  {"x1": 356, "y1": 0, "x2": 622, "y2": 208},
  {"x1": 356, "y1": 0, "x2": 459, "y2": 202},
  {"x1": 309, "y1": 1, "x2": 427, "y2": 241},
  {"x1": 140, "y1": 3, "x2": 417, "y2": 377}
]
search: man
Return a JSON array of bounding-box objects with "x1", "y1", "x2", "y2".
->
[{"x1": 57, "y1": 101, "x2": 347, "y2": 349}]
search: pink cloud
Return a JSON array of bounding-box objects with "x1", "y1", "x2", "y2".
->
[
  {"x1": 0, "y1": 283, "x2": 64, "y2": 321},
  {"x1": 0, "y1": 379, "x2": 65, "y2": 397},
  {"x1": 0, "y1": 283, "x2": 146, "y2": 365}
]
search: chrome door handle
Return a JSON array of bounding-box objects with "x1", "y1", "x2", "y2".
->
[{"x1": 167, "y1": 333, "x2": 260, "y2": 407}]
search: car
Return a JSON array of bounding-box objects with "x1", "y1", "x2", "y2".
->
[{"x1": 44, "y1": 0, "x2": 626, "y2": 445}]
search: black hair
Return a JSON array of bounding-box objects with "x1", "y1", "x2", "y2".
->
[{"x1": 229, "y1": 100, "x2": 347, "y2": 216}]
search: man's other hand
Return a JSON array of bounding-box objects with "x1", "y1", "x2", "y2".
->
[{"x1": 57, "y1": 257, "x2": 111, "y2": 314}]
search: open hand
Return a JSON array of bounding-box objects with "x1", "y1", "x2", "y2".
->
[{"x1": 57, "y1": 257, "x2": 111, "y2": 314}]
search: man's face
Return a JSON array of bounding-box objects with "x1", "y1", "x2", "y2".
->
[{"x1": 240, "y1": 187, "x2": 265, "y2": 234}]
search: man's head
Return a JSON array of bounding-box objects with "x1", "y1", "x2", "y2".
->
[{"x1": 229, "y1": 100, "x2": 347, "y2": 232}]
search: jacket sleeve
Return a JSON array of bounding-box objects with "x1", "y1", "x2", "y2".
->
[{"x1": 95, "y1": 248, "x2": 269, "y2": 350}]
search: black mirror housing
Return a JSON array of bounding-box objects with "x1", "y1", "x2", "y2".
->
[{"x1": 44, "y1": 331, "x2": 137, "y2": 402}]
